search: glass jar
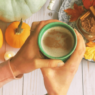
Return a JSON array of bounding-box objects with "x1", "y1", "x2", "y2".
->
[{"x1": 76, "y1": 17, "x2": 95, "y2": 41}]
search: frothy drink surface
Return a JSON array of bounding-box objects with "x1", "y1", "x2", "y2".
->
[{"x1": 41, "y1": 27, "x2": 74, "y2": 57}]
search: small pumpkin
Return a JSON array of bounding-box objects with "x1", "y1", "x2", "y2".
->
[
  {"x1": 0, "y1": 29, "x2": 3, "y2": 48},
  {"x1": 5, "y1": 20, "x2": 30, "y2": 48}
]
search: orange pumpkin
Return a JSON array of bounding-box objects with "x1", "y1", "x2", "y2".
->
[
  {"x1": 5, "y1": 20, "x2": 30, "y2": 48},
  {"x1": 0, "y1": 29, "x2": 3, "y2": 48}
]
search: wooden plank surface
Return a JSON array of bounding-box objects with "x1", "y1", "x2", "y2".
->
[
  {"x1": 67, "y1": 62, "x2": 83, "y2": 95},
  {"x1": 3, "y1": 79, "x2": 23, "y2": 95},
  {"x1": 83, "y1": 60, "x2": 95, "y2": 95}
]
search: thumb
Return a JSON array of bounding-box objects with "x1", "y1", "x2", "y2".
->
[{"x1": 33, "y1": 59, "x2": 64, "y2": 69}]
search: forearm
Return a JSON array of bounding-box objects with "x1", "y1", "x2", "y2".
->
[
  {"x1": 0, "y1": 60, "x2": 23, "y2": 88},
  {"x1": 0, "y1": 60, "x2": 15, "y2": 87}
]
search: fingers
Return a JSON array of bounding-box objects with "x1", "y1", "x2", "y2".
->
[
  {"x1": 65, "y1": 29, "x2": 86, "y2": 68},
  {"x1": 31, "y1": 20, "x2": 61, "y2": 35},
  {"x1": 35, "y1": 20, "x2": 61, "y2": 35},
  {"x1": 31, "y1": 21, "x2": 40, "y2": 35},
  {"x1": 32, "y1": 59, "x2": 64, "y2": 69},
  {"x1": 73, "y1": 29, "x2": 86, "y2": 57}
]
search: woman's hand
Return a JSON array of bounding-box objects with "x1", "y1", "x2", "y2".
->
[
  {"x1": 41, "y1": 29, "x2": 86, "y2": 95},
  {"x1": 10, "y1": 20, "x2": 64, "y2": 77}
]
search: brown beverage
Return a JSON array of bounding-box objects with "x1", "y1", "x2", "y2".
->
[{"x1": 41, "y1": 27, "x2": 74, "y2": 57}]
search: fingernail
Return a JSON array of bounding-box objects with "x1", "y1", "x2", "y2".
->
[
  {"x1": 74, "y1": 28, "x2": 79, "y2": 35},
  {"x1": 57, "y1": 62, "x2": 64, "y2": 67}
]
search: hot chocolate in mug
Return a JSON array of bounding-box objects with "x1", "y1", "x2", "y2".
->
[{"x1": 38, "y1": 22, "x2": 77, "y2": 62}]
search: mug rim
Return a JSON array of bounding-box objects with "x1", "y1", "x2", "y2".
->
[{"x1": 38, "y1": 22, "x2": 77, "y2": 60}]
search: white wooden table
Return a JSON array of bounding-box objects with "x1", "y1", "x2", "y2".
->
[{"x1": 0, "y1": 0, "x2": 94, "y2": 95}]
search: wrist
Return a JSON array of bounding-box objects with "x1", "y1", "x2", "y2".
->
[{"x1": 10, "y1": 57, "x2": 22, "y2": 77}]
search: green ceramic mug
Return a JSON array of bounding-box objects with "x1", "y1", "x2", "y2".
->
[{"x1": 38, "y1": 22, "x2": 77, "y2": 62}]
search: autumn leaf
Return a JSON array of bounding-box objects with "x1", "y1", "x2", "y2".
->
[
  {"x1": 64, "y1": 3, "x2": 84, "y2": 22},
  {"x1": 93, "y1": 0, "x2": 95, "y2": 6},
  {"x1": 82, "y1": 0, "x2": 95, "y2": 9},
  {"x1": 87, "y1": 41, "x2": 95, "y2": 47}
]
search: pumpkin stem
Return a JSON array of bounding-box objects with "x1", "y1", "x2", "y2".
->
[{"x1": 15, "y1": 19, "x2": 23, "y2": 35}]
